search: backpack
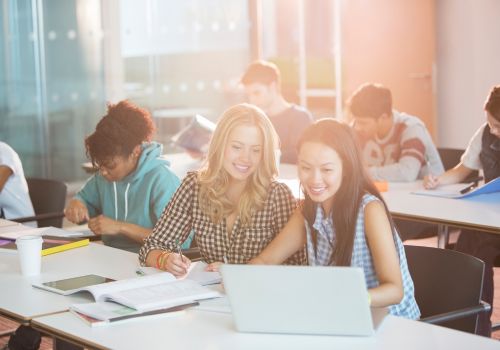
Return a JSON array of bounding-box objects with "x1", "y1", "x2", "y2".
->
[{"x1": 7, "y1": 325, "x2": 41, "y2": 350}]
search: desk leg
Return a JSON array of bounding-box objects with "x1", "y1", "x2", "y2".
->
[{"x1": 437, "y1": 224, "x2": 449, "y2": 249}]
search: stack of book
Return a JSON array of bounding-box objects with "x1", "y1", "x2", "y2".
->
[
  {"x1": 0, "y1": 225, "x2": 90, "y2": 255},
  {"x1": 32, "y1": 271, "x2": 221, "y2": 327}
]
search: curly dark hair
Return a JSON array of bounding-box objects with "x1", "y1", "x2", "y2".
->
[
  {"x1": 485, "y1": 85, "x2": 500, "y2": 121},
  {"x1": 85, "y1": 100, "x2": 155, "y2": 166}
]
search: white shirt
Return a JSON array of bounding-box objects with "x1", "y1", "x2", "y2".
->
[
  {"x1": 0, "y1": 142, "x2": 36, "y2": 224},
  {"x1": 461, "y1": 123, "x2": 486, "y2": 170}
]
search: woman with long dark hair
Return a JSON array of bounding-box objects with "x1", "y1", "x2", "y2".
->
[{"x1": 251, "y1": 118, "x2": 419, "y2": 318}]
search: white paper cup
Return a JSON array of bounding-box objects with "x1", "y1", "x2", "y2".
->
[{"x1": 15, "y1": 235, "x2": 43, "y2": 277}]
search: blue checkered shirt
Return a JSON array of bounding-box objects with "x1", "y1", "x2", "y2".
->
[{"x1": 305, "y1": 193, "x2": 420, "y2": 319}]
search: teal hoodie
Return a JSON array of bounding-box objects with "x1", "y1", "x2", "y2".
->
[{"x1": 75, "y1": 142, "x2": 186, "y2": 252}]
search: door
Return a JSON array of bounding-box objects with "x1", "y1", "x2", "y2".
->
[{"x1": 342, "y1": 0, "x2": 436, "y2": 138}]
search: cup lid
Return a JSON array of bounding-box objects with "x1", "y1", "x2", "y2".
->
[{"x1": 15, "y1": 235, "x2": 43, "y2": 244}]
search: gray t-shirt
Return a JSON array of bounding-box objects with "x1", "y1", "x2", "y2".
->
[{"x1": 270, "y1": 105, "x2": 313, "y2": 164}]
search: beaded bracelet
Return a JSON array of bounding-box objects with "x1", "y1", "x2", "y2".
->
[
  {"x1": 157, "y1": 251, "x2": 166, "y2": 269},
  {"x1": 156, "y1": 251, "x2": 171, "y2": 269}
]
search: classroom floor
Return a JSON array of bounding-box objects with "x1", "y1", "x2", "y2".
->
[{"x1": 1, "y1": 238, "x2": 499, "y2": 348}]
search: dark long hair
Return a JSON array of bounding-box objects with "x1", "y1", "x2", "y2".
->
[{"x1": 299, "y1": 119, "x2": 395, "y2": 266}]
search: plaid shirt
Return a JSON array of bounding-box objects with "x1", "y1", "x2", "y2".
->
[{"x1": 139, "y1": 171, "x2": 305, "y2": 265}]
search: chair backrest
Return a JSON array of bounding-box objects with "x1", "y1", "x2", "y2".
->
[
  {"x1": 27, "y1": 178, "x2": 67, "y2": 228},
  {"x1": 437, "y1": 148, "x2": 479, "y2": 181},
  {"x1": 404, "y1": 245, "x2": 484, "y2": 334}
]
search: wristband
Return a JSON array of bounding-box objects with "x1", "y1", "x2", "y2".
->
[{"x1": 156, "y1": 251, "x2": 171, "y2": 269}]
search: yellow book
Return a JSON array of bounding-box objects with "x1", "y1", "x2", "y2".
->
[{"x1": 41, "y1": 237, "x2": 90, "y2": 256}]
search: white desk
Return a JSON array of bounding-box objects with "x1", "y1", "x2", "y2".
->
[
  {"x1": 273, "y1": 175, "x2": 500, "y2": 247},
  {"x1": 0, "y1": 243, "x2": 139, "y2": 322},
  {"x1": 2, "y1": 230, "x2": 498, "y2": 349},
  {"x1": 31, "y1": 310, "x2": 500, "y2": 350},
  {"x1": 382, "y1": 182, "x2": 500, "y2": 247}
]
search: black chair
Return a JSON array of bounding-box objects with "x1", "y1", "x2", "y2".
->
[
  {"x1": 437, "y1": 147, "x2": 479, "y2": 182},
  {"x1": 404, "y1": 245, "x2": 490, "y2": 334},
  {"x1": 12, "y1": 177, "x2": 67, "y2": 228}
]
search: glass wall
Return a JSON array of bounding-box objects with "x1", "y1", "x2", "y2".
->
[
  {"x1": 0, "y1": 0, "x2": 252, "y2": 182},
  {"x1": 117, "y1": 0, "x2": 251, "y2": 145},
  {"x1": 0, "y1": 0, "x2": 106, "y2": 181}
]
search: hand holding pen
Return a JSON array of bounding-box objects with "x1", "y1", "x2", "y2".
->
[
  {"x1": 161, "y1": 240, "x2": 191, "y2": 277},
  {"x1": 423, "y1": 174, "x2": 440, "y2": 189},
  {"x1": 423, "y1": 157, "x2": 440, "y2": 189}
]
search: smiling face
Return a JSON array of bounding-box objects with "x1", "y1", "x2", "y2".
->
[
  {"x1": 298, "y1": 141, "x2": 343, "y2": 214},
  {"x1": 223, "y1": 123, "x2": 263, "y2": 183}
]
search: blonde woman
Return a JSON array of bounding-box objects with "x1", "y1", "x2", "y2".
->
[{"x1": 139, "y1": 103, "x2": 305, "y2": 275}]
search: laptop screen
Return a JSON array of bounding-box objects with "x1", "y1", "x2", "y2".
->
[{"x1": 221, "y1": 264, "x2": 384, "y2": 336}]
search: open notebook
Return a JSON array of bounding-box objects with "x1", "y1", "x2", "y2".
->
[
  {"x1": 221, "y1": 265, "x2": 387, "y2": 336},
  {"x1": 412, "y1": 176, "x2": 500, "y2": 199}
]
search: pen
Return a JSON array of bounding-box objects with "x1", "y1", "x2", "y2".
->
[
  {"x1": 459, "y1": 176, "x2": 484, "y2": 194},
  {"x1": 176, "y1": 239, "x2": 185, "y2": 263}
]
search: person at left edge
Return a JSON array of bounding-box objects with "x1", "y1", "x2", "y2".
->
[
  {"x1": 0, "y1": 142, "x2": 36, "y2": 227},
  {"x1": 64, "y1": 100, "x2": 186, "y2": 253}
]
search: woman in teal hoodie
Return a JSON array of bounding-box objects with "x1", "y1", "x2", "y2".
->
[{"x1": 65, "y1": 101, "x2": 186, "y2": 253}]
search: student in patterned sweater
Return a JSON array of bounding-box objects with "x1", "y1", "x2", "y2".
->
[
  {"x1": 348, "y1": 83, "x2": 444, "y2": 182},
  {"x1": 139, "y1": 104, "x2": 305, "y2": 276},
  {"x1": 251, "y1": 119, "x2": 419, "y2": 319}
]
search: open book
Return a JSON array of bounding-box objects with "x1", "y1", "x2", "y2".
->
[
  {"x1": 412, "y1": 176, "x2": 500, "y2": 199},
  {"x1": 70, "y1": 301, "x2": 197, "y2": 327},
  {"x1": 33, "y1": 272, "x2": 220, "y2": 313},
  {"x1": 0, "y1": 226, "x2": 94, "y2": 240}
]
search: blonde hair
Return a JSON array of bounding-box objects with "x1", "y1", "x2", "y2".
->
[{"x1": 198, "y1": 103, "x2": 279, "y2": 226}]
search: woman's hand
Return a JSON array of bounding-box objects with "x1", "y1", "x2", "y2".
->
[
  {"x1": 205, "y1": 261, "x2": 223, "y2": 272},
  {"x1": 423, "y1": 174, "x2": 440, "y2": 189},
  {"x1": 164, "y1": 253, "x2": 191, "y2": 277},
  {"x1": 64, "y1": 199, "x2": 89, "y2": 224}
]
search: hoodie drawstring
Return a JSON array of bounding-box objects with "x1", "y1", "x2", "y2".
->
[
  {"x1": 124, "y1": 183, "x2": 130, "y2": 220},
  {"x1": 113, "y1": 182, "x2": 118, "y2": 220},
  {"x1": 113, "y1": 182, "x2": 131, "y2": 221}
]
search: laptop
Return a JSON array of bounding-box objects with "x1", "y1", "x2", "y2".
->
[{"x1": 220, "y1": 264, "x2": 387, "y2": 336}]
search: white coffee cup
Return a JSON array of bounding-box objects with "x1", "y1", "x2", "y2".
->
[{"x1": 15, "y1": 235, "x2": 43, "y2": 277}]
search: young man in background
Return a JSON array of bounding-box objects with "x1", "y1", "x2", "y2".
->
[{"x1": 241, "y1": 60, "x2": 313, "y2": 164}]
